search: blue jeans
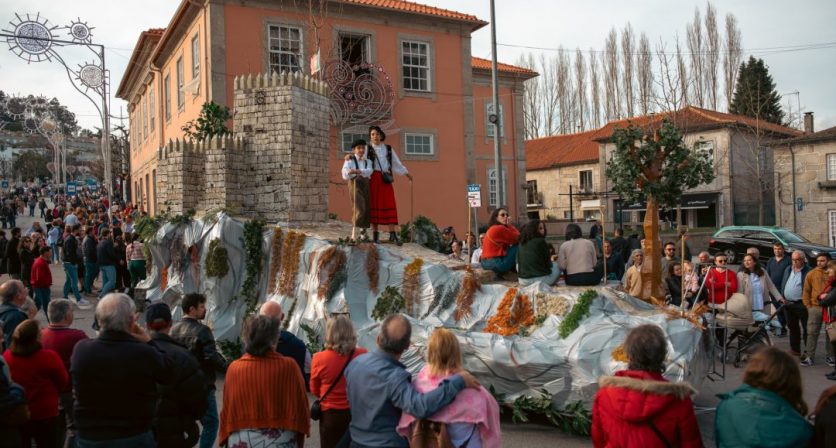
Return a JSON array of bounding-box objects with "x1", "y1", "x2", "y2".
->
[
  {"x1": 519, "y1": 261, "x2": 560, "y2": 286},
  {"x1": 63, "y1": 263, "x2": 82, "y2": 301},
  {"x1": 480, "y1": 245, "x2": 519, "y2": 274},
  {"x1": 50, "y1": 243, "x2": 59, "y2": 263},
  {"x1": 33, "y1": 288, "x2": 51, "y2": 321},
  {"x1": 200, "y1": 390, "x2": 219, "y2": 448},
  {"x1": 84, "y1": 261, "x2": 99, "y2": 294},
  {"x1": 77, "y1": 431, "x2": 155, "y2": 448},
  {"x1": 99, "y1": 265, "x2": 116, "y2": 297}
]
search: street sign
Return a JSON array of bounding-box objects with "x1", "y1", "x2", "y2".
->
[
  {"x1": 66, "y1": 181, "x2": 77, "y2": 196},
  {"x1": 796, "y1": 197, "x2": 803, "y2": 212},
  {"x1": 0, "y1": 180, "x2": 8, "y2": 189},
  {"x1": 467, "y1": 184, "x2": 481, "y2": 207},
  {"x1": 86, "y1": 178, "x2": 98, "y2": 191}
]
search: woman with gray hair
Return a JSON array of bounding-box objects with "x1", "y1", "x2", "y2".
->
[
  {"x1": 219, "y1": 315, "x2": 310, "y2": 448},
  {"x1": 310, "y1": 315, "x2": 368, "y2": 448},
  {"x1": 592, "y1": 324, "x2": 701, "y2": 447},
  {"x1": 623, "y1": 249, "x2": 645, "y2": 298}
]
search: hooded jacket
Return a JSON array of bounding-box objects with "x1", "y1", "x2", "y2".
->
[
  {"x1": 592, "y1": 370, "x2": 702, "y2": 448},
  {"x1": 715, "y1": 384, "x2": 812, "y2": 448}
]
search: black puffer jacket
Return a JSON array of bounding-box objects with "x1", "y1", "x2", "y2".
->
[
  {"x1": 169, "y1": 318, "x2": 227, "y2": 390},
  {"x1": 150, "y1": 333, "x2": 207, "y2": 448}
]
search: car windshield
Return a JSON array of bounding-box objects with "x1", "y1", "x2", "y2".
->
[{"x1": 774, "y1": 230, "x2": 809, "y2": 244}]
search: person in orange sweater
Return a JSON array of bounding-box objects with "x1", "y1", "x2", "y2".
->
[
  {"x1": 479, "y1": 207, "x2": 520, "y2": 279},
  {"x1": 30, "y1": 246, "x2": 53, "y2": 321},
  {"x1": 310, "y1": 315, "x2": 368, "y2": 448},
  {"x1": 220, "y1": 315, "x2": 310, "y2": 448}
]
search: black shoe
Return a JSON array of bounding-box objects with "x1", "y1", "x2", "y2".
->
[
  {"x1": 778, "y1": 328, "x2": 787, "y2": 337},
  {"x1": 373, "y1": 231, "x2": 380, "y2": 244},
  {"x1": 389, "y1": 231, "x2": 402, "y2": 246},
  {"x1": 826, "y1": 371, "x2": 836, "y2": 380}
]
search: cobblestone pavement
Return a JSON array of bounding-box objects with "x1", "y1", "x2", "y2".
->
[{"x1": 16, "y1": 209, "x2": 834, "y2": 447}]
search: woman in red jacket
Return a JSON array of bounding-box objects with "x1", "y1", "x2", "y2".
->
[
  {"x1": 479, "y1": 208, "x2": 520, "y2": 279},
  {"x1": 593, "y1": 324, "x2": 702, "y2": 448},
  {"x1": 3, "y1": 319, "x2": 68, "y2": 448},
  {"x1": 705, "y1": 254, "x2": 738, "y2": 305}
]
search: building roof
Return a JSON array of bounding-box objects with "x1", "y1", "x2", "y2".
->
[
  {"x1": 471, "y1": 57, "x2": 538, "y2": 79},
  {"x1": 526, "y1": 129, "x2": 600, "y2": 170},
  {"x1": 115, "y1": 28, "x2": 166, "y2": 99},
  {"x1": 775, "y1": 124, "x2": 836, "y2": 146},
  {"x1": 347, "y1": 0, "x2": 486, "y2": 27}
]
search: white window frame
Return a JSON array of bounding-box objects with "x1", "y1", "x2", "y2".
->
[
  {"x1": 695, "y1": 140, "x2": 715, "y2": 165},
  {"x1": 486, "y1": 102, "x2": 505, "y2": 138},
  {"x1": 579, "y1": 170, "x2": 593, "y2": 192},
  {"x1": 827, "y1": 154, "x2": 836, "y2": 181},
  {"x1": 176, "y1": 56, "x2": 185, "y2": 110},
  {"x1": 141, "y1": 97, "x2": 147, "y2": 142},
  {"x1": 149, "y1": 87, "x2": 155, "y2": 134},
  {"x1": 163, "y1": 73, "x2": 171, "y2": 122},
  {"x1": 191, "y1": 34, "x2": 200, "y2": 79},
  {"x1": 404, "y1": 133, "x2": 434, "y2": 156},
  {"x1": 267, "y1": 24, "x2": 303, "y2": 74},
  {"x1": 401, "y1": 40, "x2": 430, "y2": 92},
  {"x1": 488, "y1": 167, "x2": 507, "y2": 208},
  {"x1": 340, "y1": 131, "x2": 367, "y2": 153},
  {"x1": 830, "y1": 210, "x2": 836, "y2": 247}
]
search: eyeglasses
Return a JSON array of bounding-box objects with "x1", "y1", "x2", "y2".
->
[{"x1": 498, "y1": 212, "x2": 508, "y2": 217}]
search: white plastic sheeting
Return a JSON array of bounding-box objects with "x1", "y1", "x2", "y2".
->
[{"x1": 140, "y1": 214, "x2": 707, "y2": 406}]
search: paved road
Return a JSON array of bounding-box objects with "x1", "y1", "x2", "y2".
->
[{"x1": 16, "y1": 210, "x2": 834, "y2": 447}]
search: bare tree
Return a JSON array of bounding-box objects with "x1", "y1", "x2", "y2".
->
[
  {"x1": 518, "y1": 53, "x2": 542, "y2": 139},
  {"x1": 574, "y1": 48, "x2": 587, "y2": 131},
  {"x1": 654, "y1": 38, "x2": 690, "y2": 112},
  {"x1": 704, "y1": 2, "x2": 721, "y2": 110},
  {"x1": 555, "y1": 48, "x2": 571, "y2": 133},
  {"x1": 686, "y1": 7, "x2": 704, "y2": 107},
  {"x1": 637, "y1": 32, "x2": 654, "y2": 115},
  {"x1": 723, "y1": 13, "x2": 743, "y2": 111},
  {"x1": 539, "y1": 54, "x2": 559, "y2": 135},
  {"x1": 621, "y1": 23, "x2": 636, "y2": 117},
  {"x1": 604, "y1": 28, "x2": 620, "y2": 120},
  {"x1": 676, "y1": 37, "x2": 690, "y2": 107},
  {"x1": 589, "y1": 48, "x2": 602, "y2": 128}
]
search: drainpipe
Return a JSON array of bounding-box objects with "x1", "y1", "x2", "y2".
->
[{"x1": 790, "y1": 144, "x2": 797, "y2": 232}]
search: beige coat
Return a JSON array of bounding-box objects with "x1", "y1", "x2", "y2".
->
[
  {"x1": 623, "y1": 265, "x2": 643, "y2": 298},
  {"x1": 737, "y1": 270, "x2": 782, "y2": 311}
]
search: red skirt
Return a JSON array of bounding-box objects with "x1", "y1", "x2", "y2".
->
[{"x1": 369, "y1": 171, "x2": 399, "y2": 225}]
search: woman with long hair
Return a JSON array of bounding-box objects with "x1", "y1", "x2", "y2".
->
[
  {"x1": 737, "y1": 254, "x2": 783, "y2": 324},
  {"x1": 365, "y1": 126, "x2": 412, "y2": 245},
  {"x1": 397, "y1": 328, "x2": 501, "y2": 447},
  {"x1": 715, "y1": 347, "x2": 812, "y2": 447},
  {"x1": 479, "y1": 207, "x2": 519, "y2": 279},
  {"x1": 820, "y1": 260, "x2": 836, "y2": 380},
  {"x1": 2, "y1": 319, "x2": 68, "y2": 447},
  {"x1": 811, "y1": 385, "x2": 836, "y2": 447},
  {"x1": 558, "y1": 223, "x2": 602, "y2": 286},
  {"x1": 220, "y1": 316, "x2": 309, "y2": 448},
  {"x1": 593, "y1": 324, "x2": 701, "y2": 447},
  {"x1": 309, "y1": 315, "x2": 368, "y2": 448},
  {"x1": 517, "y1": 219, "x2": 559, "y2": 286}
]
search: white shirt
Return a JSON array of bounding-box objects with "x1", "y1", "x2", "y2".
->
[
  {"x1": 366, "y1": 143, "x2": 408, "y2": 175},
  {"x1": 470, "y1": 248, "x2": 483, "y2": 267},
  {"x1": 341, "y1": 156, "x2": 373, "y2": 181}
]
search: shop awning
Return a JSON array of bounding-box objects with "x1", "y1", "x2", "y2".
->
[{"x1": 615, "y1": 193, "x2": 718, "y2": 211}]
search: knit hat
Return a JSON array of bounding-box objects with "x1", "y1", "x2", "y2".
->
[{"x1": 145, "y1": 302, "x2": 172, "y2": 330}]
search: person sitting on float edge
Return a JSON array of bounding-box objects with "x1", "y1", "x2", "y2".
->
[
  {"x1": 479, "y1": 208, "x2": 520, "y2": 280},
  {"x1": 517, "y1": 219, "x2": 560, "y2": 287},
  {"x1": 558, "y1": 223, "x2": 603, "y2": 286}
]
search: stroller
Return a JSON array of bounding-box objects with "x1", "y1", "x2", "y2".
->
[{"x1": 715, "y1": 298, "x2": 784, "y2": 367}]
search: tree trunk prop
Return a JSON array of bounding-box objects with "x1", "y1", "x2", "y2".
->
[{"x1": 640, "y1": 197, "x2": 664, "y2": 301}]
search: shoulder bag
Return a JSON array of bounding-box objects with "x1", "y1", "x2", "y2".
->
[
  {"x1": 374, "y1": 145, "x2": 395, "y2": 184},
  {"x1": 310, "y1": 349, "x2": 355, "y2": 421}
]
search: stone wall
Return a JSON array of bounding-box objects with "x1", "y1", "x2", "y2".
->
[{"x1": 155, "y1": 71, "x2": 330, "y2": 224}]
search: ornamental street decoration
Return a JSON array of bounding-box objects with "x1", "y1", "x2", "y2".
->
[{"x1": 322, "y1": 59, "x2": 395, "y2": 130}]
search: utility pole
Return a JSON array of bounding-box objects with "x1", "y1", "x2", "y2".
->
[{"x1": 489, "y1": 0, "x2": 504, "y2": 208}]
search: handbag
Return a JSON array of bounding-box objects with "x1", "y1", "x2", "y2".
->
[
  {"x1": 827, "y1": 323, "x2": 836, "y2": 342},
  {"x1": 310, "y1": 349, "x2": 354, "y2": 421},
  {"x1": 373, "y1": 145, "x2": 395, "y2": 184}
]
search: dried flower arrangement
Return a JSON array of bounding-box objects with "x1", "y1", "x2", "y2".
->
[
  {"x1": 422, "y1": 276, "x2": 461, "y2": 319},
  {"x1": 371, "y1": 286, "x2": 405, "y2": 321},
  {"x1": 317, "y1": 246, "x2": 348, "y2": 300},
  {"x1": 611, "y1": 344, "x2": 629, "y2": 363},
  {"x1": 283, "y1": 298, "x2": 297, "y2": 328},
  {"x1": 359, "y1": 243, "x2": 379, "y2": 294},
  {"x1": 240, "y1": 219, "x2": 266, "y2": 316},
  {"x1": 205, "y1": 238, "x2": 230, "y2": 278},
  {"x1": 189, "y1": 244, "x2": 201, "y2": 283},
  {"x1": 169, "y1": 232, "x2": 186, "y2": 275},
  {"x1": 484, "y1": 288, "x2": 535, "y2": 337},
  {"x1": 401, "y1": 258, "x2": 424, "y2": 316},
  {"x1": 266, "y1": 227, "x2": 283, "y2": 294},
  {"x1": 662, "y1": 301, "x2": 708, "y2": 330},
  {"x1": 534, "y1": 292, "x2": 571, "y2": 321},
  {"x1": 160, "y1": 267, "x2": 168, "y2": 291},
  {"x1": 453, "y1": 268, "x2": 481, "y2": 322},
  {"x1": 278, "y1": 231, "x2": 306, "y2": 297}
]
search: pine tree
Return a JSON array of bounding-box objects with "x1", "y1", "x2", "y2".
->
[{"x1": 729, "y1": 56, "x2": 784, "y2": 125}]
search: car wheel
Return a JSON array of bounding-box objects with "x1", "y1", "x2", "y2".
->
[{"x1": 723, "y1": 248, "x2": 736, "y2": 264}]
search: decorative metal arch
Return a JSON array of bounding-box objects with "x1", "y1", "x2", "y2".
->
[{"x1": 321, "y1": 59, "x2": 395, "y2": 130}]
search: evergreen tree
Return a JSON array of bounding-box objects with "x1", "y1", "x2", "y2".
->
[{"x1": 729, "y1": 56, "x2": 784, "y2": 125}]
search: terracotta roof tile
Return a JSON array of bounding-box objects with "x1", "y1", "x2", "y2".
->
[
  {"x1": 471, "y1": 57, "x2": 538, "y2": 78},
  {"x1": 346, "y1": 0, "x2": 485, "y2": 24},
  {"x1": 776, "y1": 124, "x2": 836, "y2": 145},
  {"x1": 526, "y1": 129, "x2": 600, "y2": 170}
]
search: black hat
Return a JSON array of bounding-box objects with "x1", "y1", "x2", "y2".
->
[
  {"x1": 350, "y1": 139, "x2": 367, "y2": 149},
  {"x1": 145, "y1": 302, "x2": 172, "y2": 329}
]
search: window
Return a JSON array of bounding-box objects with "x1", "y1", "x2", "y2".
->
[
  {"x1": 268, "y1": 25, "x2": 302, "y2": 74},
  {"x1": 163, "y1": 73, "x2": 171, "y2": 122},
  {"x1": 191, "y1": 34, "x2": 200, "y2": 78},
  {"x1": 828, "y1": 154, "x2": 836, "y2": 181},
  {"x1": 526, "y1": 180, "x2": 540, "y2": 205},
  {"x1": 149, "y1": 87, "x2": 155, "y2": 134},
  {"x1": 486, "y1": 103, "x2": 505, "y2": 138},
  {"x1": 339, "y1": 33, "x2": 369, "y2": 76},
  {"x1": 830, "y1": 211, "x2": 836, "y2": 247},
  {"x1": 488, "y1": 167, "x2": 507, "y2": 207},
  {"x1": 402, "y1": 40, "x2": 429, "y2": 91},
  {"x1": 176, "y1": 56, "x2": 184, "y2": 109},
  {"x1": 152, "y1": 169, "x2": 157, "y2": 215},
  {"x1": 141, "y1": 97, "x2": 147, "y2": 141},
  {"x1": 695, "y1": 140, "x2": 715, "y2": 165},
  {"x1": 579, "y1": 170, "x2": 593, "y2": 192},
  {"x1": 404, "y1": 133, "x2": 433, "y2": 156},
  {"x1": 340, "y1": 131, "x2": 367, "y2": 153}
]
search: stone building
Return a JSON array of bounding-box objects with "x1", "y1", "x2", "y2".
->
[
  {"x1": 155, "y1": 72, "x2": 331, "y2": 224},
  {"x1": 773, "y1": 118, "x2": 836, "y2": 246}
]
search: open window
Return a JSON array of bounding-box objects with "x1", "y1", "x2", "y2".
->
[{"x1": 339, "y1": 33, "x2": 370, "y2": 76}]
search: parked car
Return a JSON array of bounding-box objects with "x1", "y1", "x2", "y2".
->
[{"x1": 708, "y1": 226, "x2": 836, "y2": 265}]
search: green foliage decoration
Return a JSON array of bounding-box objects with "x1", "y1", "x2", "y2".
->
[
  {"x1": 300, "y1": 323, "x2": 324, "y2": 354},
  {"x1": 371, "y1": 286, "x2": 405, "y2": 321},
  {"x1": 606, "y1": 119, "x2": 715, "y2": 210},
  {"x1": 558, "y1": 289, "x2": 597, "y2": 339},
  {"x1": 239, "y1": 219, "x2": 266, "y2": 316},
  {"x1": 487, "y1": 386, "x2": 591, "y2": 436},
  {"x1": 399, "y1": 215, "x2": 444, "y2": 252},
  {"x1": 181, "y1": 102, "x2": 232, "y2": 141},
  {"x1": 205, "y1": 238, "x2": 230, "y2": 278},
  {"x1": 217, "y1": 339, "x2": 243, "y2": 361}
]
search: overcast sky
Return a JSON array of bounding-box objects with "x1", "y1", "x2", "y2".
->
[{"x1": 2, "y1": 0, "x2": 834, "y2": 132}]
